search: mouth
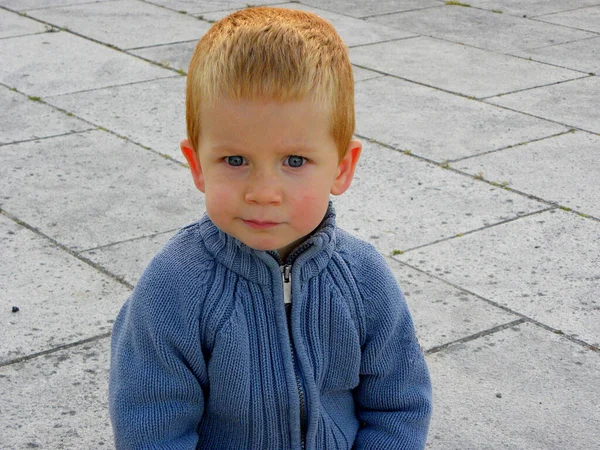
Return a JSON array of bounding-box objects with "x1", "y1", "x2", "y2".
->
[{"x1": 242, "y1": 219, "x2": 280, "y2": 230}]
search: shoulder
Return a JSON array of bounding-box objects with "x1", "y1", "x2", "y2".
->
[
  {"x1": 334, "y1": 227, "x2": 404, "y2": 314},
  {"x1": 127, "y1": 222, "x2": 215, "y2": 320},
  {"x1": 335, "y1": 228, "x2": 392, "y2": 282}
]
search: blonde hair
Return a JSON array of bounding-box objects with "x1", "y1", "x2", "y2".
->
[{"x1": 185, "y1": 6, "x2": 354, "y2": 159}]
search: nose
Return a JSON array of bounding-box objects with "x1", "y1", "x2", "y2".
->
[{"x1": 244, "y1": 170, "x2": 283, "y2": 205}]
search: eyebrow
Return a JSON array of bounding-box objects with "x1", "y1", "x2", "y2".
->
[{"x1": 210, "y1": 143, "x2": 320, "y2": 154}]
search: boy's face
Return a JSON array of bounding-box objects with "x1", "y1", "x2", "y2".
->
[{"x1": 181, "y1": 96, "x2": 361, "y2": 261}]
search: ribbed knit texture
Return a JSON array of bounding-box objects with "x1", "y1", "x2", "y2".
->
[{"x1": 109, "y1": 204, "x2": 432, "y2": 449}]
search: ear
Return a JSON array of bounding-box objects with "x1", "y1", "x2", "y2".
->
[
  {"x1": 331, "y1": 139, "x2": 362, "y2": 196},
  {"x1": 180, "y1": 138, "x2": 205, "y2": 193}
]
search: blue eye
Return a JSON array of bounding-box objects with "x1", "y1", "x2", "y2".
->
[
  {"x1": 225, "y1": 156, "x2": 245, "y2": 166},
  {"x1": 286, "y1": 155, "x2": 306, "y2": 168}
]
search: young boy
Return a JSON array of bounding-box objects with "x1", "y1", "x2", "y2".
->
[{"x1": 109, "y1": 7, "x2": 431, "y2": 449}]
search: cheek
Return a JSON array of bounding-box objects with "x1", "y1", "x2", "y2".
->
[
  {"x1": 288, "y1": 192, "x2": 330, "y2": 231},
  {"x1": 204, "y1": 181, "x2": 236, "y2": 217}
]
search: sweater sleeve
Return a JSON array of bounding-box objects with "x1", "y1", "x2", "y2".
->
[
  {"x1": 109, "y1": 251, "x2": 207, "y2": 449},
  {"x1": 352, "y1": 248, "x2": 432, "y2": 449}
]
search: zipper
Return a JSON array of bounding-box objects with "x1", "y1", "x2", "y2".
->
[{"x1": 281, "y1": 264, "x2": 307, "y2": 450}]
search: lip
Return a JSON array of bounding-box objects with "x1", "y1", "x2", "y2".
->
[{"x1": 242, "y1": 219, "x2": 280, "y2": 230}]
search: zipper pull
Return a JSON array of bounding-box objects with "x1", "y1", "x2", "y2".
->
[{"x1": 281, "y1": 265, "x2": 292, "y2": 305}]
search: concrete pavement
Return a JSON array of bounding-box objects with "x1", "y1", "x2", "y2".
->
[{"x1": 1, "y1": 1, "x2": 599, "y2": 448}]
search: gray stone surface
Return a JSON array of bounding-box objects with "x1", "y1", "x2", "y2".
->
[
  {"x1": 536, "y1": 5, "x2": 600, "y2": 33},
  {"x1": 352, "y1": 65, "x2": 382, "y2": 82},
  {"x1": 47, "y1": 76, "x2": 188, "y2": 161},
  {"x1": 28, "y1": 0, "x2": 212, "y2": 50},
  {"x1": 276, "y1": 3, "x2": 418, "y2": 47},
  {"x1": 129, "y1": 40, "x2": 197, "y2": 73},
  {"x1": 426, "y1": 322, "x2": 600, "y2": 449},
  {"x1": 0, "y1": 337, "x2": 113, "y2": 449},
  {"x1": 354, "y1": 76, "x2": 568, "y2": 161},
  {"x1": 130, "y1": 42, "x2": 382, "y2": 83},
  {"x1": 0, "y1": 215, "x2": 129, "y2": 363},
  {"x1": 487, "y1": 76, "x2": 600, "y2": 134},
  {"x1": 0, "y1": 0, "x2": 112, "y2": 10},
  {"x1": 145, "y1": 0, "x2": 282, "y2": 15},
  {"x1": 369, "y1": 5, "x2": 596, "y2": 54},
  {"x1": 398, "y1": 210, "x2": 600, "y2": 347},
  {"x1": 81, "y1": 231, "x2": 175, "y2": 286},
  {"x1": 298, "y1": 0, "x2": 441, "y2": 18},
  {"x1": 0, "y1": 31, "x2": 173, "y2": 97},
  {"x1": 350, "y1": 36, "x2": 582, "y2": 98},
  {"x1": 334, "y1": 140, "x2": 546, "y2": 253},
  {"x1": 455, "y1": 131, "x2": 600, "y2": 218},
  {"x1": 0, "y1": 87, "x2": 91, "y2": 145},
  {"x1": 515, "y1": 37, "x2": 600, "y2": 75},
  {"x1": 387, "y1": 257, "x2": 519, "y2": 351},
  {"x1": 457, "y1": 0, "x2": 600, "y2": 17},
  {"x1": 2, "y1": 2, "x2": 599, "y2": 448},
  {"x1": 0, "y1": 8, "x2": 47, "y2": 38},
  {"x1": 202, "y1": 3, "x2": 418, "y2": 48},
  {"x1": 0, "y1": 130, "x2": 203, "y2": 250}
]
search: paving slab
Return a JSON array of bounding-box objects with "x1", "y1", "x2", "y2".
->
[
  {"x1": 129, "y1": 40, "x2": 197, "y2": 73},
  {"x1": 47, "y1": 76, "x2": 187, "y2": 161},
  {"x1": 535, "y1": 5, "x2": 600, "y2": 32},
  {"x1": 202, "y1": 3, "x2": 418, "y2": 48},
  {"x1": 332, "y1": 140, "x2": 546, "y2": 254},
  {"x1": 144, "y1": 0, "x2": 282, "y2": 15},
  {"x1": 426, "y1": 322, "x2": 600, "y2": 449},
  {"x1": 387, "y1": 257, "x2": 518, "y2": 351},
  {"x1": 455, "y1": 131, "x2": 600, "y2": 219},
  {"x1": 130, "y1": 41, "x2": 384, "y2": 82},
  {"x1": 0, "y1": 214, "x2": 129, "y2": 363},
  {"x1": 487, "y1": 76, "x2": 600, "y2": 133},
  {"x1": 515, "y1": 36, "x2": 600, "y2": 75},
  {"x1": 0, "y1": 130, "x2": 203, "y2": 251},
  {"x1": 80, "y1": 231, "x2": 175, "y2": 287},
  {"x1": 0, "y1": 337, "x2": 113, "y2": 449},
  {"x1": 352, "y1": 65, "x2": 382, "y2": 82},
  {"x1": 0, "y1": 8, "x2": 47, "y2": 38},
  {"x1": 350, "y1": 36, "x2": 582, "y2": 99},
  {"x1": 454, "y1": 0, "x2": 600, "y2": 17},
  {"x1": 0, "y1": 0, "x2": 112, "y2": 11},
  {"x1": 28, "y1": 0, "x2": 211, "y2": 50},
  {"x1": 0, "y1": 31, "x2": 173, "y2": 97},
  {"x1": 398, "y1": 209, "x2": 600, "y2": 347},
  {"x1": 297, "y1": 0, "x2": 441, "y2": 18},
  {"x1": 354, "y1": 76, "x2": 568, "y2": 161},
  {"x1": 368, "y1": 5, "x2": 596, "y2": 54},
  {"x1": 0, "y1": 87, "x2": 91, "y2": 145}
]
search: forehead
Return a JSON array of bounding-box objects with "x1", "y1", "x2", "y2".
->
[{"x1": 199, "y1": 96, "x2": 334, "y2": 152}]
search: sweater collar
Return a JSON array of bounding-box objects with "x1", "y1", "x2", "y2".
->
[{"x1": 197, "y1": 202, "x2": 337, "y2": 284}]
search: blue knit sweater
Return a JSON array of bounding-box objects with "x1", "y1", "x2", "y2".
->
[{"x1": 109, "y1": 205, "x2": 432, "y2": 449}]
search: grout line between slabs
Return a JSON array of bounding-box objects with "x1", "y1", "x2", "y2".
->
[
  {"x1": 361, "y1": 4, "x2": 443, "y2": 20},
  {"x1": 355, "y1": 133, "x2": 600, "y2": 223},
  {"x1": 0, "y1": 128, "x2": 95, "y2": 147},
  {"x1": 479, "y1": 96, "x2": 600, "y2": 136},
  {"x1": 0, "y1": 332, "x2": 112, "y2": 369},
  {"x1": 348, "y1": 34, "x2": 420, "y2": 49},
  {"x1": 425, "y1": 319, "x2": 527, "y2": 355},
  {"x1": 2, "y1": 12, "x2": 190, "y2": 77},
  {"x1": 393, "y1": 207, "x2": 556, "y2": 255},
  {"x1": 447, "y1": 129, "x2": 576, "y2": 163},
  {"x1": 530, "y1": 3, "x2": 600, "y2": 18},
  {"x1": 80, "y1": 228, "x2": 180, "y2": 253},
  {"x1": 392, "y1": 258, "x2": 600, "y2": 353},
  {"x1": 0, "y1": 209, "x2": 134, "y2": 291},
  {"x1": 479, "y1": 74, "x2": 593, "y2": 100},
  {"x1": 42, "y1": 74, "x2": 183, "y2": 99},
  {"x1": 1, "y1": 84, "x2": 188, "y2": 170}
]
